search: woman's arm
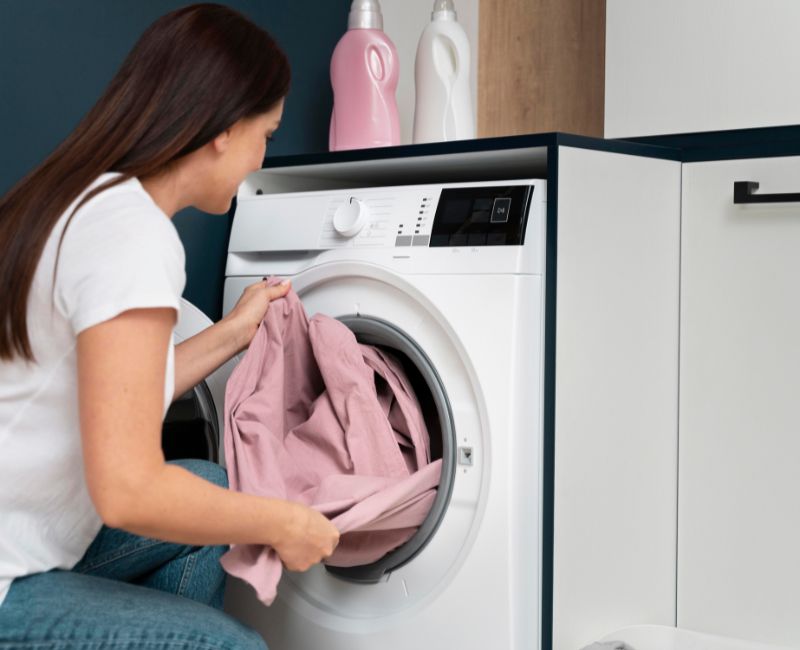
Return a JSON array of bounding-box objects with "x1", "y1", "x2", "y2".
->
[
  {"x1": 172, "y1": 279, "x2": 290, "y2": 398},
  {"x1": 77, "y1": 305, "x2": 338, "y2": 571}
]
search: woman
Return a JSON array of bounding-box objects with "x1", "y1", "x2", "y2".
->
[{"x1": 0, "y1": 4, "x2": 339, "y2": 648}]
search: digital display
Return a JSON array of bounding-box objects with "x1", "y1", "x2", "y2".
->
[{"x1": 430, "y1": 185, "x2": 534, "y2": 247}]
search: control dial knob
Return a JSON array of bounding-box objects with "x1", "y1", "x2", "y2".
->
[{"x1": 333, "y1": 197, "x2": 369, "y2": 238}]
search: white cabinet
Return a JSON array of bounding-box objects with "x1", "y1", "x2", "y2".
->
[
  {"x1": 553, "y1": 147, "x2": 681, "y2": 650},
  {"x1": 679, "y1": 156, "x2": 800, "y2": 646}
]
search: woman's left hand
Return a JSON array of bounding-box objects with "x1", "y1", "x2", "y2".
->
[{"x1": 225, "y1": 278, "x2": 291, "y2": 352}]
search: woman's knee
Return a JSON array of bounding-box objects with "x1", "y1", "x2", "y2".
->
[
  {"x1": 202, "y1": 611, "x2": 268, "y2": 650},
  {"x1": 169, "y1": 458, "x2": 228, "y2": 488},
  {"x1": 225, "y1": 624, "x2": 269, "y2": 650},
  {"x1": 0, "y1": 570, "x2": 266, "y2": 650}
]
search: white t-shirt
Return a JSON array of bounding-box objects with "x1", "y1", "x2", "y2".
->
[{"x1": 0, "y1": 173, "x2": 185, "y2": 606}]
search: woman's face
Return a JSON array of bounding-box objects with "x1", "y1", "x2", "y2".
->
[{"x1": 198, "y1": 98, "x2": 284, "y2": 214}]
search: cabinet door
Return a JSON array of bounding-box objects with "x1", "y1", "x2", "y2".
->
[{"x1": 679, "y1": 156, "x2": 800, "y2": 646}]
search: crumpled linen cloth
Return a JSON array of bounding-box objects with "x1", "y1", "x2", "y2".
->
[{"x1": 220, "y1": 284, "x2": 442, "y2": 605}]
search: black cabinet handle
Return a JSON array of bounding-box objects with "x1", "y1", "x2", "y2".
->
[{"x1": 734, "y1": 181, "x2": 800, "y2": 204}]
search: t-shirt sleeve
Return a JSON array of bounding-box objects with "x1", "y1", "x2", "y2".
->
[{"x1": 55, "y1": 195, "x2": 186, "y2": 335}]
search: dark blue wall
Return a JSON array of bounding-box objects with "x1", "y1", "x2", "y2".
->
[{"x1": 0, "y1": 1, "x2": 349, "y2": 320}]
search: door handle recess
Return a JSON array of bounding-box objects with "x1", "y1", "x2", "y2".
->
[{"x1": 734, "y1": 181, "x2": 800, "y2": 204}]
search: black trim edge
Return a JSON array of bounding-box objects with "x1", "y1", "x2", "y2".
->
[
  {"x1": 618, "y1": 123, "x2": 800, "y2": 163},
  {"x1": 261, "y1": 132, "x2": 681, "y2": 170},
  {"x1": 541, "y1": 144, "x2": 559, "y2": 650}
]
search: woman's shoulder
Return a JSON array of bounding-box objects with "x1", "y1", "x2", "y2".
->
[
  {"x1": 64, "y1": 173, "x2": 182, "y2": 252},
  {"x1": 52, "y1": 174, "x2": 187, "y2": 332},
  {"x1": 75, "y1": 174, "x2": 172, "y2": 224}
]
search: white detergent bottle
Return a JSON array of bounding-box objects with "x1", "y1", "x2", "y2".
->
[{"x1": 412, "y1": 0, "x2": 475, "y2": 144}]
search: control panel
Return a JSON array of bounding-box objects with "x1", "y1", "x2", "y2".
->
[
  {"x1": 230, "y1": 179, "x2": 545, "y2": 257},
  {"x1": 316, "y1": 182, "x2": 539, "y2": 249}
]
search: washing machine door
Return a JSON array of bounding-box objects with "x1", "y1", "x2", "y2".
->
[
  {"x1": 222, "y1": 262, "x2": 488, "y2": 622},
  {"x1": 162, "y1": 299, "x2": 238, "y2": 464}
]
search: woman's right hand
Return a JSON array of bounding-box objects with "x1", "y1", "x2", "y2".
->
[{"x1": 273, "y1": 503, "x2": 340, "y2": 572}]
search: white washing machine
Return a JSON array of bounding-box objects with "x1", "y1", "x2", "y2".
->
[{"x1": 214, "y1": 177, "x2": 548, "y2": 649}]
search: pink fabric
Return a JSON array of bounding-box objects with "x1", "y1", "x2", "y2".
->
[{"x1": 221, "y1": 286, "x2": 442, "y2": 605}]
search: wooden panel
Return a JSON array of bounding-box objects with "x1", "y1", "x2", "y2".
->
[{"x1": 478, "y1": 0, "x2": 606, "y2": 138}]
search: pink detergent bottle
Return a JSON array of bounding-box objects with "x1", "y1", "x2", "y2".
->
[{"x1": 329, "y1": 0, "x2": 401, "y2": 151}]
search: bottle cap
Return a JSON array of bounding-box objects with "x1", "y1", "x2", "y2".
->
[
  {"x1": 432, "y1": 0, "x2": 457, "y2": 20},
  {"x1": 348, "y1": 0, "x2": 384, "y2": 30}
]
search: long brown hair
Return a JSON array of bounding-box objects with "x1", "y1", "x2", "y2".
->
[{"x1": 0, "y1": 3, "x2": 290, "y2": 362}]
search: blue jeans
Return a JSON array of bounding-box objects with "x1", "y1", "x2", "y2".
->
[{"x1": 0, "y1": 459, "x2": 266, "y2": 650}]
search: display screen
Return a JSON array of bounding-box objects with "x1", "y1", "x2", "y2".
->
[{"x1": 429, "y1": 185, "x2": 535, "y2": 247}]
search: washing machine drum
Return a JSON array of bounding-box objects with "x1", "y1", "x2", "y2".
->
[
  {"x1": 323, "y1": 314, "x2": 456, "y2": 584},
  {"x1": 161, "y1": 301, "x2": 455, "y2": 584}
]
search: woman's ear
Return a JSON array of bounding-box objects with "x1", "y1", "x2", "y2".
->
[{"x1": 211, "y1": 128, "x2": 232, "y2": 154}]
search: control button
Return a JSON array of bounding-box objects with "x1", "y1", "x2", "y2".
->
[
  {"x1": 395, "y1": 235, "x2": 413, "y2": 246},
  {"x1": 449, "y1": 233, "x2": 468, "y2": 246},
  {"x1": 487, "y1": 233, "x2": 507, "y2": 246},
  {"x1": 473, "y1": 198, "x2": 493, "y2": 211},
  {"x1": 467, "y1": 233, "x2": 486, "y2": 246},
  {"x1": 491, "y1": 197, "x2": 512, "y2": 223},
  {"x1": 430, "y1": 234, "x2": 449, "y2": 247},
  {"x1": 333, "y1": 198, "x2": 369, "y2": 237},
  {"x1": 471, "y1": 210, "x2": 490, "y2": 224},
  {"x1": 412, "y1": 235, "x2": 430, "y2": 247}
]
